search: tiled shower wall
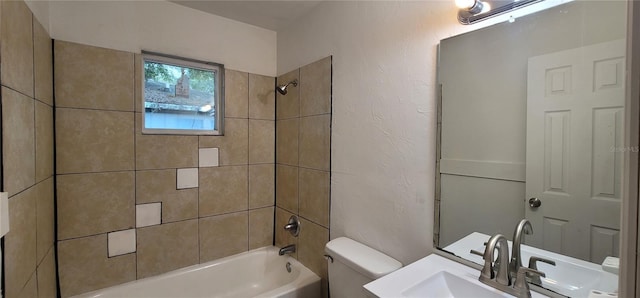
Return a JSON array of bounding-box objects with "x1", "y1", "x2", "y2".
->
[
  {"x1": 54, "y1": 41, "x2": 276, "y2": 297},
  {"x1": 275, "y1": 57, "x2": 332, "y2": 293},
  {"x1": 1, "y1": 0, "x2": 58, "y2": 297}
]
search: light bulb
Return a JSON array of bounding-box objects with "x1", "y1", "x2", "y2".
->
[
  {"x1": 480, "y1": 2, "x2": 491, "y2": 13},
  {"x1": 455, "y1": 0, "x2": 476, "y2": 9},
  {"x1": 199, "y1": 104, "x2": 212, "y2": 113}
]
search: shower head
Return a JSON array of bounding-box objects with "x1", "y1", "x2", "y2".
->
[{"x1": 276, "y1": 79, "x2": 298, "y2": 95}]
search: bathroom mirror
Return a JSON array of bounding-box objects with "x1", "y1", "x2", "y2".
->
[{"x1": 436, "y1": 0, "x2": 626, "y2": 295}]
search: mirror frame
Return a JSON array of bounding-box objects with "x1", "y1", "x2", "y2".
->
[
  {"x1": 619, "y1": 0, "x2": 639, "y2": 296},
  {"x1": 431, "y1": 1, "x2": 640, "y2": 297}
]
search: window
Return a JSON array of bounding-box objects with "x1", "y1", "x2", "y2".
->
[{"x1": 142, "y1": 52, "x2": 224, "y2": 135}]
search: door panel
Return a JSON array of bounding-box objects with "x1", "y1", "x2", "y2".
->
[{"x1": 526, "y1": 39, "x2": 625, "y2": 263}]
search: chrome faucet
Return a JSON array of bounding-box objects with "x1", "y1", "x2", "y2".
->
[
  {"x1": 471, "y1": 231, "x2": 548, "y2": 298},
  {"x1": 509, "y1": 219, "x2": 533, "y2": 279},
  {"x1": 279, "y1": 244, "x2": 296, "y2": 256},
  {"x1": 284, "y1": 215, "x2": 300, "y2": 237},
  {"x1": 527, "y1": 256, "x2": 556, "y2": 286},
  {"x1": 479, "y1": 234, "x2": 510, "y2": 286},
  {"x1": 513, "y1": 266, "x2": 546, "y2": 298}
]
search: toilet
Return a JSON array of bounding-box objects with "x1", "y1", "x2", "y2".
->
[{"x1": 325, "y1": 237, "x2": 402, "y2": 298}]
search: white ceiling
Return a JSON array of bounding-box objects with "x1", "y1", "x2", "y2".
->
[{"x1": 170, "y1": 1, "x2": 323, "y2": 31}]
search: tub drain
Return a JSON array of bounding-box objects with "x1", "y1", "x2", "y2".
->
[{"x1": 286, "y1": 262, "x2": 292, "y2": 273}]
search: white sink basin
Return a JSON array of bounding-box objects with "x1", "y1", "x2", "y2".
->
[
  {"x1": 529, "y1": 253, "x2": 616, "y2": 297},
  {"x1": 448, "y1": 232, "x2": 617, "y2": 297},
  {"x1": 364, "y1": 254, "x2": 547, "y2": 298},
  {"x1": 402, "y1": 271, "x2": 507, "y2": 298}
]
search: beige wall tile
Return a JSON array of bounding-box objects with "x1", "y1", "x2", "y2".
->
[
  {"x1": 276, "y1": 69, "x2": 300, "y2": 120},
  {"x1": 137, "y1": 220, "x2": 199, "y2": 279},
  {"x1": 136, "y1": 169, "x2": 198, "y2": 223},
  {"x1": 275, "y1": 207, "x2": 297, "y2": 259},
  {"x1": 35, "y1": 101, "x2": 54, "y2": 182},
  {"x1": 276, "y1": 118, "x2": 298, "y2": 166},
  {"x1": 58, "y1": 234, "x2": 136, "y2": 297},
  {"x1": 199, "y1": 118, "x2": 248, "y2": 166},
  {"x1": 2, "y1": 87, "x2": 35, "y2": 196},
  {"x1": 298, "y1": 218, "x2": 329, "y2": 280},
  {"x1": 54, "y1": 41, "x2": 134, "y2": 111},
  {"x1": 199, "y1": 166, "x2": 248, "y2": 217},
  {"x1": 276, "y1": 165, "x2": 298, "y2": 213},
  {"x1": 134, "y1": 54, "x2": 142, "y2": 112},
  {"x1": 299, "y1": 168, "x2": 330, "y2": 228},
  {"x1": 57, "y1": 172, "x2": 135, "y2": 240},
  {"x1": 249, "y1": 164, "x2": 274, "y2": 209},
  {"x1": 56, "y1": 108, "x2": 134, "y2": 174},
  {"x1": 33, "y1": 18, "x2": 53, "y2": 105},
  {"x1": 0, "y1": 0, "x2": 33, "y2": 97},
  {"x1": 248, "y1": 74, "x2": 275, "y2": 120},
  {"x1": 135, "y1": 113, "x2": 198, "y2": 170},
  {"x1": 18, "y1": 272, "x2": 38, "y2": 298},
  {"x1": 249, "y1": 119, "x2": 275, "y2": 164},
  {"x1": 299, "y1": 114, "x2": 331, "y2": 171},
  {"x1": 249, "y1": 207, "x2": 274, "y2": 249},
  {"x1": 5, "y1": 186, "x2": 37, "y2": 298},
  {"x1": 200, "y1": 212, "x2": 248, "y2": 262},
  {"x1": 225, "y1": 69, "x2": 248, "y2": 118},
  {"x1": 36, "y1": 178, "x2": 55, "y2": 264},
  {"x1": 300, "y1": 57, "x2": 331, "y2": 116},
  {"x1": 37, "y1": 248, "x2": 58, "y2": 298}
]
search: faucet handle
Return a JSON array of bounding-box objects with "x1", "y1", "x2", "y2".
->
[
  {"x1": 514, "y1": 267, "x2": 546, "y2": 298},
  {"x1": 284, "y1": 215, "x2": 300, "y2": 237},
  {"x1": 528, "y1": 256, "x2": 556, "y2": 270},
  {"x1": 470, "y1": 249, "x2": 484, "y2": 257}
]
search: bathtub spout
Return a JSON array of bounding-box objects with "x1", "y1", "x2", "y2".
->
[{"x1": 279, "y1": 244, "x2": 296, "y2": 256}]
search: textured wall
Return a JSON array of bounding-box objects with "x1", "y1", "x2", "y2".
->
[
  {"x1": 276, "y1": 1, "x2": 474, "y2": 265},
  {"x1": 1, "y1": 0, "x2": 57, "y2": 297},
  {"x1": 54, "y1": 41, "x2": 276, "y2": 297},
  {"x1": 47, "y1": 0, "x2": 277, "y2": 76}
]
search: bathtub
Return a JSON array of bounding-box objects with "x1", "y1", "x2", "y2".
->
[{"x1": 73, "y1": 246, "x2": 321, "y2": 298}]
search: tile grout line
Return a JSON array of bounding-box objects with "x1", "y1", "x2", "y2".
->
[
  {"x1": 273, "y1": 75, "x2": 278, "y2": 247},
  {"x1": 132, "y1": 57, "x2": 139, "y2": 280},
  {"x1": 31, "y1": 16, "x2": 40, "y2": 286},
  {"x1": 247, "y1": 74, "x2": 251, "y2": 251},
  {"x1": 298, "y1": 68, "x2": 304, "y2": 225},
  {"x1": 197, "y1": 136, "x2": 201, "y2": 264}
]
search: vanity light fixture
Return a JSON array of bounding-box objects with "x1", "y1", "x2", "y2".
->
[
  {"x1": 457, "y1": 0, "x2": 544, "y2": 25},
  {"x1": 455, "y1": 0, "x2": 485, "y2": 14}
]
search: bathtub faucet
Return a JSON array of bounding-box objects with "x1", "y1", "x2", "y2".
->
[{"x1": 279, "y1": 244, "x2": 296, "y2": 256}]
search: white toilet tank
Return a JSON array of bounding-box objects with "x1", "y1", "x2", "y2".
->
[{"x1": 325, "y1": 237, "x2": 402, "y2": 298}]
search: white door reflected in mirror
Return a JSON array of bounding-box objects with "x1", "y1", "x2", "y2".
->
[{"x1": 525, "y1": 39, "x2": 625, "y2": 264}]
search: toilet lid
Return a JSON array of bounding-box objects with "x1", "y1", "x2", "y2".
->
[{"x1": 325, "y1": 237, "x2": 403, "y2": 279}]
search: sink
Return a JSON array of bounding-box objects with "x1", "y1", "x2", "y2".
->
[
  {"x1": 364, "y1": 254, "x2": 547, "y2": 298},
  {"x1": 447, "y1": 232, "x2": 617, "y2": 298},
  {"x1": 523, "y1": 251, "x2": 617, "y2": 297},
  {"x1": 402, "y1": 271, "x2": 507, "y2": 298}
]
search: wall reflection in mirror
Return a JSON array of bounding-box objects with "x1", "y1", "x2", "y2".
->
[{"x1": 436, "y1": 1, "x2": 627, "y2": 297}]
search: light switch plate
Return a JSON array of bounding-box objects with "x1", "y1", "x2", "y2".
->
[{"x1": 0, "y1": 192, "x2": 10, "y2": 237}]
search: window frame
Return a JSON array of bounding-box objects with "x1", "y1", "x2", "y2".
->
[{"x1": 141, "y1": 51, "x2": 225, "y2": 136}]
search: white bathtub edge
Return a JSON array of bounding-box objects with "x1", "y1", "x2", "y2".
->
[{"x1": 73, "y1": 246, "x2": 321, "y2": 298}]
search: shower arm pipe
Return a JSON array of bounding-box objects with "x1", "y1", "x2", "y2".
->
[{"x1": 277, "y1": 79, "x2": 298, "y2": 95}]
